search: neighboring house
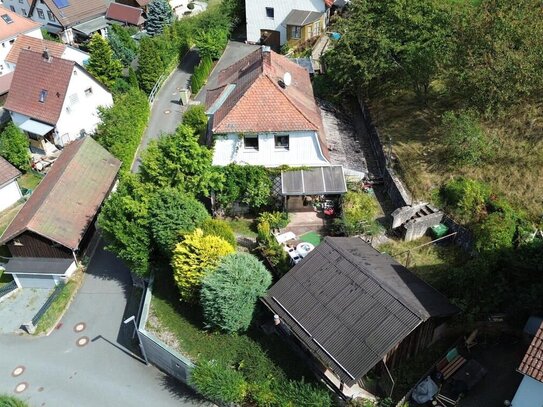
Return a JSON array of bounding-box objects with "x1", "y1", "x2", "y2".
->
[
  {"x1": 116, "y1": 0, "x2": 149, "y2": 12},
  {"x1": 4, "y1": 49, "x2": 113, "y2": 155},
  {"x1": 0, "y1": 156, "x2": 22, "y2": 212},
  {"x1": 205, "y1": 46, "x2": 330, "y2": 168},
  {"x1": 2, "y1": 0, "x2": 109, "y2": 44},
  {"x1": 511, "y1": 321, "x2": 543, "y2": 406},
  {"x1": 0, "y1": 137, "x2": 121, "y2": 289},
  {"x1": 5, "y1": 34, "x2": 89, "y2": 71},
  {"x1": 0, "y1": 5, "x2": 42, "y2": 97},
  {"x1": 245, "y1": 0, "x2": 333, "y2": 48},
  {"x1": 262, "y1": 237, "x2": 459, "y2": 399},
  {"x1": 106, "y1": 2, "x2": 145, "y2": 28}
]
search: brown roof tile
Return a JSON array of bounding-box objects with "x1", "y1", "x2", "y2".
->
[
  {"x1": 206, "y1": 48, "x2": 330, "y2": 159},
  {"x1": 519, "y1": 321, "x2": 543, "y2": 382},
  {"x1": 106, "y1": 3, "x2": 145, "y2": 26},
  {"x1": 0, "y1": 156, "x2": 21, "y2": 186},
  {"x1": 0, "y1": 72, "x2": 14, "y2": 95},
  {"x1": 42, "y1": 0, "x2": 108, "y2": 28},
  {"x1": 0, "y1": 6, "x2": 41, "y2": 42},
  {"x1": 4, "y1": 49, "x2": 74, "y2": 125},
  {"x1": 5, "y1": 35, "x2": 66, "y2": 65},
  {"x1": 0, "y1": 137, "x2": 121, "y2": 250}
]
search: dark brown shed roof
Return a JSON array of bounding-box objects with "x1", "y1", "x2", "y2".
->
[
  {"x1": 106, "y1": 3, "x2": 145, "y2": 26},
  {"x1": 4, "y1": 49, "x2": 74, "y2": 125},
  {"x1": 262, "y1": 237, "x2": 459, "y2": 386},
  {"x1": 519, "y1": 321, "x2": 543, "y2": 382},
  {"x1": 0, "y1": 137, "x2": 121, "y2": 250},
  {"x1": 0, "y1": 156, "x2": 21, "y2": 187}
]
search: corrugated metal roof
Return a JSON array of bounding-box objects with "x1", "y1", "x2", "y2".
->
[
  {"x1": 2, "y1": 257, "x2": 73, "y2": 275},
  {"x1": 262, "y1": 237, "x2": 459, "y2": 385},
  {"x1": 284, "y1": 9, "x2": 324, "y2": 26},
  {"x1": 281, "y1": 166, "x2": 346, "y2": 195}
]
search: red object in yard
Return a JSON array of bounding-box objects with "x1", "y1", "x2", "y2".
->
[{"x1": 324, "y1": 208, "x2": 335, "y2": 217}]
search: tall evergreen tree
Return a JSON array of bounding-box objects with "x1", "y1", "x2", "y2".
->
[
  {"x1": 136, "y1": 37, "x2": 164, "y2": 94},
  {"x1": 86, "y1": 33, "x2": 123, "y2": 88},
  {"x1": 107, "y1": 27, "x2": 136, "y2": 66},
  {"x1": 146, "y1": 0, "x2": 174, "y2": 36}
]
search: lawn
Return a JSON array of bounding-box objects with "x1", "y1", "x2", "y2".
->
[
  {"x1": 147, "y1": 274, "x2": 316, "y2": 383},
  {"x1": 34, "y1": 269, "x2": 84, "y2": 335},
  {"x1": 299, "y1": 231, "x2": 322, "y2": 246},
  {"x1": 369, "y1": 90, "x2": 543, "y2": 219},
  {"x1": 224, "y1": 218, "x2": 257, "y2": 239},
  {"x1": 0, "y1": 203, "x2": 22, "y2": 236},
  {"x1": 19, "y1": 171, "x2": 43, "y2": 191}
]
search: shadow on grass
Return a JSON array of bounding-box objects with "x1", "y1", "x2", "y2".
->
[{"x1": 160, "y1": 374, "x2": 209, "y2": 405}]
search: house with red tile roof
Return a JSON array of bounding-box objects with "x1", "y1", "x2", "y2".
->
[
  {"x1": 4, "y1": 49, "x2": 112, "y2": 155},
  {"x1": 245, "y1": 0, "x2": 333, "y2": 48},
  {"x1": 206, "y1": 46, "x2": 330, "y2": 168},
  {"x1": 511, "y1": 321, "x2": 543, "y2": 405},
  {"x1": 0, "y1": 156, "x2": 23, "y2": 212},
  {"x1": 0, "y1": 137, "x2": 120, "y2": 289},
  {"x1": 3, "y1": 0, "x2": 109, "y2": 44},
  {"x1": 0, "y1": 6, "x2": 42, "y2": 96}
]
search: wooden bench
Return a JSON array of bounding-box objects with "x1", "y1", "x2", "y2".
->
[{"x1": 441, "y1": 355, "x2": 467, "y2": 380}]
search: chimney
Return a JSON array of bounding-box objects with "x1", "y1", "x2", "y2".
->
[
  {"x1": 42, "y1": 48, "x2": 52, "y2": 63},
  {"x1": 261, "y1": 45, "x2": 271, "y2": 70}
]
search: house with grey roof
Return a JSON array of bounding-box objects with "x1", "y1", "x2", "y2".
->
[
  {"x1": 262, "y1": 236, "x2": 459, "y2": 400},
  {"x1": 0, "y1": 137, "x2": 120, "y2": 289},
  {"x1": 0, "y1": 156, "x2": 22, "y2": 212}
]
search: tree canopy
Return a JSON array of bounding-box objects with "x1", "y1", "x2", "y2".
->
[
  {"x1": 146, "y1": 0, "x2": 174, "y2": 36},
  {"x1": 0, "y1": 122, "x2": 30, "y2": 171},
  {"x1": 86, "y1": 33, "x2": 123, "y2": 88},
  {"x1": 215, "y1": 164, "x2": 272, "y2": 210},
  {"x1": 137, "y1": 36, "x2": 165, "y2": 94}
]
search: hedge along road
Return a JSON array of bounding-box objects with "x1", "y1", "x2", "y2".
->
[{"x1": 132, "y1": 48, "x2": 201, "y2": 172}]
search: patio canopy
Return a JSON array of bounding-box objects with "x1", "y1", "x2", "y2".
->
[
  {"x1": 2, "y1": 257, "x2": 73, "y2": 275},
  {"x1": 18, "y1": 119, "x2": 54, "y2": 136},
  {"x1": 281, "y1": 165, "x2": 347, "y2": 196},
  {"x1": 284, "y1": 9, "x2": 323, "y2": 26},
  {"x1": 73, "y1": 16, "x2": 108, "y2": 36}
]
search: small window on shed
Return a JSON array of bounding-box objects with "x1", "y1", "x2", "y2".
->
[{"x1": 265, "y1": 7, "x2": 274, "y2": 18}]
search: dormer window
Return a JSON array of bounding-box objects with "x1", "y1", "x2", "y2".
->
[
  {"x1": 1, "y1": 14, "x2": 14, "y2": 24},
  {"x1": 39, "y1": 89, "x2": 48, "y2": 103}
]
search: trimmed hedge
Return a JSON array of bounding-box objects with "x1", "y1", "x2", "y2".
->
[{"x1": 191, "y1": 56, "x2": 213, "y2": 94}]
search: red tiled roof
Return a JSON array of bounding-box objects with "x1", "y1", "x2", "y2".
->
[
  {"x1": 324, "y1": 0, "x2": 334, "y2": 7},
  {"x1": 206, "y1": 48, "x2": 329, "y2": 159},
  {"x1": 41, "y1": 0, "x2": 108, "y2": 28},
  {"x1": 106, "y1": 3, "x2": 145, "y2": 26},
  {"x1": 0, "y1": 5, "x2": 41, "y2": 42},
  {"x1": 0, "y1": 137, "x2": 121, "y2": 250},
  {"x1": 0, "y1": 72, "x2": 14, "y2": 95},
  {"x1": 519, "y1": 321, "x2": 543, "y2": 382},
  {"x1": 4, "y1": 49, "x2": 74, "y2": 125},
  {"x1": 0, "y1": 156, "x2": 21, "y2": 186},
  {"x1": 5, "y1": 35, "x2": 66, "y2": 65}
]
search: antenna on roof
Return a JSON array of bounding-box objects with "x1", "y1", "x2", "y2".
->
[
  {"x1": 42, "y1": 48, "x2": 52, "y2": 63},
  {"x1": 283, "y1": 72, "x2": 292, "y2": 87}
]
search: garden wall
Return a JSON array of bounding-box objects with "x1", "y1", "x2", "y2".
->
[{"x1": 137, "y1": 279, "x2": 194, "y2": 385}]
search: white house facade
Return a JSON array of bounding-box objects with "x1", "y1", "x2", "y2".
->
[
  {"x1": 245, "y1": 0, "x2": 328, "y2": 46},
  {"x1": 0, "y1": 157, "x2": 22, "y2": 212},
  {"x1": 212, "y1": 131, "x2": 328, "y2": 167}
]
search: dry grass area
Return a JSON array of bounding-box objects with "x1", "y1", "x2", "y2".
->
[{"x1": 370, "y1": 91, "x2": 543, "y2": 219}]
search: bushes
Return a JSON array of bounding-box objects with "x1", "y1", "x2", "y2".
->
[
  {"x1": 94, "y1": 88, "x2": 150, "y2": 173},
  {"x1": 474, "y1": 211, "x2": 517, "y2": 253},
  {"x1": 274, "y1": 380, "x2": 333, "y2": 407},
  {"x1": 439, "y1": 178, "x2": 491, "y2": 223},
  {"x1": 201, "y1": 218, "x2": 237, "y2": 247},
  {"x1": 171, "y1": 229, "x2": 234, "y2": 302},
  {"x1": 258, "y1": 212, "x2": 290, "y2": 230},
  {"x1": 216, "y1": 164, "x2": 273, "y2": 211},
  {"x1": 256, "y1": 220, "x2": 290, "y2": 277},
  {"x1": 337, "y1": 191, "x2": 380, "y2": 236},
  {"x1": 195, "y1": 28, "x2": 229, "y2": 60},
  {"x1": 191, "y1": 360, "x2": 248, "y2": 404},
  {"x1": 0, "y1": 122, "x2": 30, "y2": 171},
  {"x1": 201, "y1": 253, "x2": 272, "y2": 333},
  {"x1": 191, "y1": 56, "x2": 213, "y2": 94},
  {"x1": 0, "y1": 394, "x2": 29, "y2": 407},
  {"x1": 182, "y1": 105, "x2": 208, "y2": 137}
]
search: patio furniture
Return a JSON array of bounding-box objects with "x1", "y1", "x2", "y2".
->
[
  {"x1": 436, "y1": 348, "x2": 467, "y2": 380},
  {"x1": 412, "y1": 376, "x2": 439, "y2": 404},
  {"x1": 296, "y1": 242, "x2": 315, "y2": 257},
  {"x1": 287, "y1": 248, "x2": 303, "y2": 264},
  {"x1": 275, "y1": 231, "x2": 296, "y2": 244}
]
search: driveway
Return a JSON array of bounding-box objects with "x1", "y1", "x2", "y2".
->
[
  {"x1": 0, "y1": 288, "x2": 51, "y2": 334},
  {"x1": 0, "y1": 242, "x2": 207, "y2": 407},
  {"x1": 132, "y1": 49, "x2": 200, "y2": 172}
]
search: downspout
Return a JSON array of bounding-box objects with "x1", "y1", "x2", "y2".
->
[
  {"x1": 72, "y1": 250, "x2": 79, "y2": 267},
  {"x1": 28, "y1": 0, "x2": 38, "y2": 18},
  {"x1": 382, "y1": 359, "x2": 395, "y2": 398}
]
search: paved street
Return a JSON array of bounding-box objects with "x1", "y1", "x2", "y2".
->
[
  {"x1": 0, "y1": 243, "x2": 206, "y2": 407},
  {"x1": 0, "y1": 288, "x2": 51, "y2": 334},
  {"x1": 132, "y1": 49, "x2": 200, "y2": 172}
]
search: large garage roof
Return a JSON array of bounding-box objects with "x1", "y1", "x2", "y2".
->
[
  {"x1": 2, "y1": 257, "x2": 73, "y2": 275},
  {"x1": 281, "y1": 166, "x2": 346, "y2": 195}
]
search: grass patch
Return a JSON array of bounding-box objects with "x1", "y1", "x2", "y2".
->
[
  {"x1": 0, "y1": 203, "x2": 23, "y2": 236},
  {"x1": 148, "y1": 274, "x2": 316, "y2": 383},
  {"x1": 224, "y1": 218, "x2": 257, "y2": 239},
  {"x1": 34, "y1": 269, "x2": 84, "y2": 335},
  {"x1": 19, "y1": 171, "x2": 43, "y2": 191},
  {"x1": 0, "y1": 270, "x2": 13, "y2": 288},
  {"x1": 370, "y1": 89, "x2": 543, "y2": 220},
  {"x1": 299, "y1": 231, "x2": 322, "y2": 246},
  {"x1": 378, "y1": 236, "x2": 467, "y2": 285}
]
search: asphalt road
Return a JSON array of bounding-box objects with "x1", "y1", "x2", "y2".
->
[{"x1": 0, "y1": 242, "x2": 206, "y2": 407}]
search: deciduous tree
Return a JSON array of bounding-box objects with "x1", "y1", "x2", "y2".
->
[{"x1": 0, "y1": 122, "x2": 30, "y2": 171}]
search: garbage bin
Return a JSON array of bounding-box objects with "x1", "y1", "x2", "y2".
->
[{"x1": 431, "y1": 223, "x2": 449, "y2": 239}]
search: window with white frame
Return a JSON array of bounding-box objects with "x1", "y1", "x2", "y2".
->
[
  {"x1": 47, "y1": 10, "x2": 54, "y2": 21},
  {"x1": 291, "y1": 26, "x2": 301, "y2": 39},
  {"x1": 274, "y1": 134, "x2": 289, "y2": 150},
  {"x1": 244, "y1": 135, "x2": 259, "y2": 150},
  {"x1": 37, "y1": 8, "x2": 44, "y2": 19}
]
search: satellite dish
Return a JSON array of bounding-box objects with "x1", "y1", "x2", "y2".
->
[{"x1": 283, "y1": 72, "x2": 292, "y2": 87}]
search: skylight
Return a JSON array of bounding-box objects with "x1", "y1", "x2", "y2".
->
[
  {"x1": 1, "y1": 14, "x2": 14, "y2": 24},
  {"x1": 52, "y1": 0, "x2": 70, "y2": 9},
  {"x1": 39, "y1": 90, "x2": 48, "y2": 103}
]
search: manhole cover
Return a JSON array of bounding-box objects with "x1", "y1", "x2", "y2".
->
[
  {"x1": 73, "y1": 323, "x2": 86, "y2": 333},
  {"x1": 14, "y1": 382, "x2": 28, "y2": 393},
  {"x1": 164, "y1": 110, "x2": 171, "y2": 115},
  {"x1": 38, "y1": 387, "x2": 44, "y2": 392},
  {"x1": 76, "y1": 336, "x2": 89, "y2": 347},
  {"x1": 12, "y1": 366, "x2": 25, "y2": 377}
]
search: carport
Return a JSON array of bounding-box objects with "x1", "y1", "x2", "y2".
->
[{"x1": 2, "y1": 257, "x2": 75, "y2": 289}]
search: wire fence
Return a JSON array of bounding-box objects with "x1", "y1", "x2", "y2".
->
[{"x1": 0, "y1": 280, "x2": 17, "y2": 299}]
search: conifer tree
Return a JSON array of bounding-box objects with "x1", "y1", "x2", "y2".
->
[
  {"x1": 136, "y1": 37, "x2": 164, "y2": 94},
  {"x1": 146, "y1": 0, "x2": 174, "y2": 36},
  {"x1": 86, "y1": 33, "x2": 122, "y2": 88}
]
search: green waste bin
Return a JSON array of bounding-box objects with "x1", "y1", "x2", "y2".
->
[{"x1": 431, "y1": 223, "x2": 449, "y2": 239}]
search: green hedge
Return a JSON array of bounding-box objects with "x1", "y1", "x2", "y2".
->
[{"x1": 191, "y1": 56, "x2": 213, "y2": 94}]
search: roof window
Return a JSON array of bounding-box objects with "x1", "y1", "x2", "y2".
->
[
  {"x1": 1, "y1": 14, "x2": 13, "y2": 24},
  {"x1": 39, "y1": 90, "x2": 48, "y2": 103}
]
